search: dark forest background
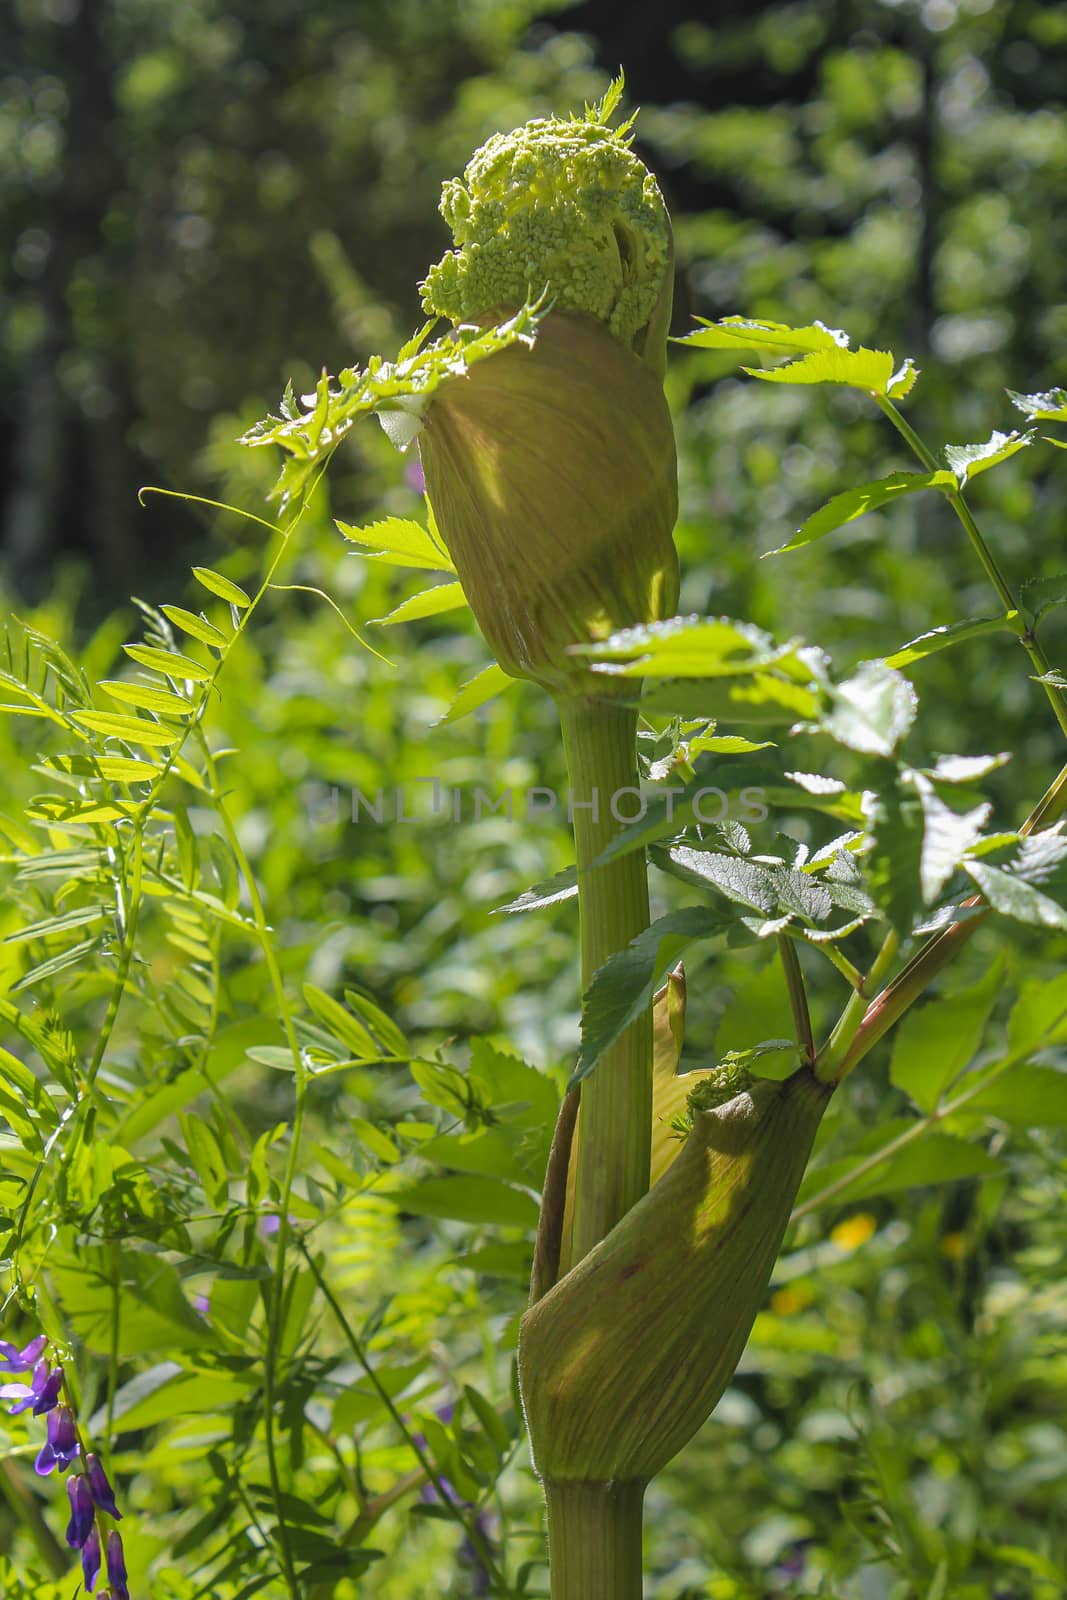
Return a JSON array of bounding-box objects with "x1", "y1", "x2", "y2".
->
[{"x1": 4, "y1": 0, "x2": 1065, "y2": 606}]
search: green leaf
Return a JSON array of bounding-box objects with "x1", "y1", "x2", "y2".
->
[
  {"x1": 192, "y1": 566, "x2": 251, "y2": 608},
  {"x1": 965, "y1": 1064, "x2": 1067, "y2": 1130},
  {"x1": 463, "y1": 1384, "x2": 513, "y2": 1457},
  {"x1": 124, "y1": 643, "x2": 214, "y2": 682},
  {"x1": 771, "y1": 471, "x2": 955, "y2": 555},
  {"x1": 343, "y1": 989, "x2": 409, "y2": 1057},
  {"x1": 10, "y1": 936, "x2": 102, "y2": 992},
  {"x1": 943, "y1": 428, "x2": 1036, "y2": 485},
  {"x1": 1007, "y1": 972, "x2": 1067, "y2": 1056},
  {"x1": 351, "y1": 1117, "x2": 401, "y2": 1164},
  {"x1": 890, "y1": 960, "x2": 1002, "y2": 1112},
  {"x1": 1007, "y1": 386, "x2": 1067, "y2": 422},
  {"x1": 642, "y1": 672, "x2": 821, "y2": 724},
  {"x1": 372, "y1": 582, "x2": 466, "y2": 624},
  {"x1": 86, "y1": 1362, "x2": 252, "y2": 1433},
  {"x1": 677, "y1": 316, "x2": 850, "y2": 355},
  {"x1": 93, "y1": 755, "x2": 160, "y2": 782},
  {"x1": 100, "y1": 679, "x2": 195, "y2": 716},
  {"x1": 883, "y1": 614, "x2": 1013, "y2": 668},
  {"x1": 178, "y1": 1112, "x2": 230, "y2": 1206},
  {"x1": 743, "y1": 345, "x2": 898, "y2": 393},
  {"x1": 492, "y1": 865, "x2": 578, "y2": 915},
  {"x1": 70, "y1": 710, "x2": 178, "y2": 746},
  {"x1": 389, "y1": 1175, "x2": 539, "y2": 1229},
  {"x1": 575, "y1": 615, "x2": 789, "y2": 679},
  {"x1": 912, "y1": 774, "x2": 991, "y2": 904},
  {"x1": 964, "y1": 860, "x2": 1067, "y2": 929},
  {"x1": 820, "y1": 663, "x2": 917, "y2": 757},
  {"x1": 864, "y1": 776, "x2": 924, "y2": 937},
  {"x1": 5, "y1": 905, "x2": 107, "y2": 943},
  {"x1": 574, "y1": 906, "x2": 733, "y2": 1085},
  {"x1": 1020, "y1": 572, "x2": 1067, "y2": 626},
  {"x1": 303, "y1": 984, "x2": 378, "y2": 1057},
  {"x1": 160, "y1": 605, "x2": 229, "y2": 649},
  {"x1": 337, "y1": 516, "x2": 456, "y2": 573},
  {"x1": 434, "y1": 662, "x2": 511, "y2": 725},
  {"x1": 799, "y1": 1130, "x2": 1003, "y2": 1208}
]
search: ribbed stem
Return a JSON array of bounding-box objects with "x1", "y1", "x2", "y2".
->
[
  {"x1": 544, "y1": 1479, "x2": 645, "y2": 1600},
  {"x1": 557, "y1": 695, "x2": 653, "y2": 1267}
]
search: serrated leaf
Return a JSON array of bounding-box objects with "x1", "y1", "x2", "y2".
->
[
  {"x1": 820, "y1": 663, "x2": 917, "y2": 757},
  {"x1": 434, "y1": 662, "x2": 511, "y2": 725},
  {"x1": 676, "y1": 316, "x2": 850, "y2": 355},
  {"x1": 641, "y1": 672, "x2": 821, "y2": 724},
  {"x1": 772, "y1": 470, "x2": 954, "y2": 555},
  {"x1": 1007, "y1": 386, "x2": 1067, "y2": 422},
  {"x1": 372, "y1": 582, "x2": 466, "y2": 624},
  {"x1": 943, "y1": 428, "x2": 1036, "y2": 486},
  {"x1": 964, "y1": 861, "x2": 1067, "y2": 929},
  {"x1": 890, "y1": 960, "x2": 1002, "y2": 1112},
  {"x1": 337, "y1": 517, "x2": 455, "y2": 573},
  {"x1": 573, "y1": 906, "x2": 733, "y2": 1085},
  {"x1": 1007, "y1": 972, "x2": 1067, "y2": 1056},
  {"x1": 927, "y1": 751, "x2": 1010, "y2": 784},
  {"x1": 912, "y1": 774, "x2": 991, "y2": 903},
  {"x1": 865, "y1": 776, "x2": 925, "y2": 936},
  {"x1": 744, "y1": 345, "x2": 897, "y2": 393},
  {"x1": 576, "y1": 615, "x2": 787, "y2": 679},
  {"x1": 192, "y1": 567, "x2": 251, "y2": 608},
  {"x1": 492, "y1": 865, "x2": 578, "y2": 915},
  {"x1": 160, "y1": 605, "x2": 229, "y2": 649},
  {"x1": 1020, "y1": 571, "x2": 1067, "y2": 626},
  {"x1": 883, "y1": 613, "x2": 1013, "y2": 668}
]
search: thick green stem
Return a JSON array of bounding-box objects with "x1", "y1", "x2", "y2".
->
[
  {"x1": 557, "y1": 695, "x2": 653, "y2": 1268},
  {"x1": 544, "y1": 1480, "x2": 645, "y2": 1600}
]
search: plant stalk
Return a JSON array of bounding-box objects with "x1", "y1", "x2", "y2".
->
[
  {"x1": 557, "y1": 695, "x2": 653, "y2": 1268},
  {"x1": 543, "y1": 1479, "x2": 645, "y2": 1600}
]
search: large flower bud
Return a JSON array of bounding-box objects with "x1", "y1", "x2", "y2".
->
[
  {"x1": 416, "y1": 86, "x2": 679, "y2": 694},
  {"x1": 418, "y1": 312, "x2": 678, "y2": 692},
  {"x1": 519, "y1": 1067, "x2": 832, "y2": 1486}
]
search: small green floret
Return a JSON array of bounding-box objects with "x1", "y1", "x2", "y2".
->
[
  {"x1": 687, "y1": 1061, "x2": 754, "y2": 1116},
  {"x1": 421, "y1": 80, "x2": 670, "y2": 350}
]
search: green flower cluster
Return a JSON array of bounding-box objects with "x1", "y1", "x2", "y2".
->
[{"x1": 421, "y1": 84, "x2": 671, "y2": 352}]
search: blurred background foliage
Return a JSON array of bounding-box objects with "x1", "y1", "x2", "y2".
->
[{"x1": 2, "y1": 0, "x2": 1067, "y2": 1596}]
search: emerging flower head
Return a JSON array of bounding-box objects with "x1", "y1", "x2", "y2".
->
[
  {"x1": 421, "y1": 78, "x2": 672, "y2": 372},
  {"x1": 417, "y1": 82, "x2": 680, "y2": 695}
]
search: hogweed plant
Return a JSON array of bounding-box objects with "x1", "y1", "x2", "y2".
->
[{"x1": 2, "y1": 77, "x2": 1067, "y2": 1598}]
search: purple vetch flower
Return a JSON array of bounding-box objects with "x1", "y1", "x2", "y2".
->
[
  {"x1": 86, "y1": 1453, "x2": 122, "y2": 1519},
  {"x1": 404, "y1": 457, "x2": 426, "y2": 494},
  {"x1": 82, "y1": 1524, "x2": 102, "y2": 1591},
  {"x1": 1, "y1": 1357, "x2": 57, "y2": 1415},
  {"x1": 0, "y1": 1333, "x2": 47, "y2": 1373},
  {"x1": 35, "y1": 1403, "x2": 80, "y2": 1475},
  {"x1": 66, "y1": 1473, "x2": 96, "y2": 1548},
  {"x1": 32, "y1": 1361, "x2": 64, "y2": 1415},
  {"x1": 106, "y1": 1529, "x2": 130, "y2": 1600}
]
